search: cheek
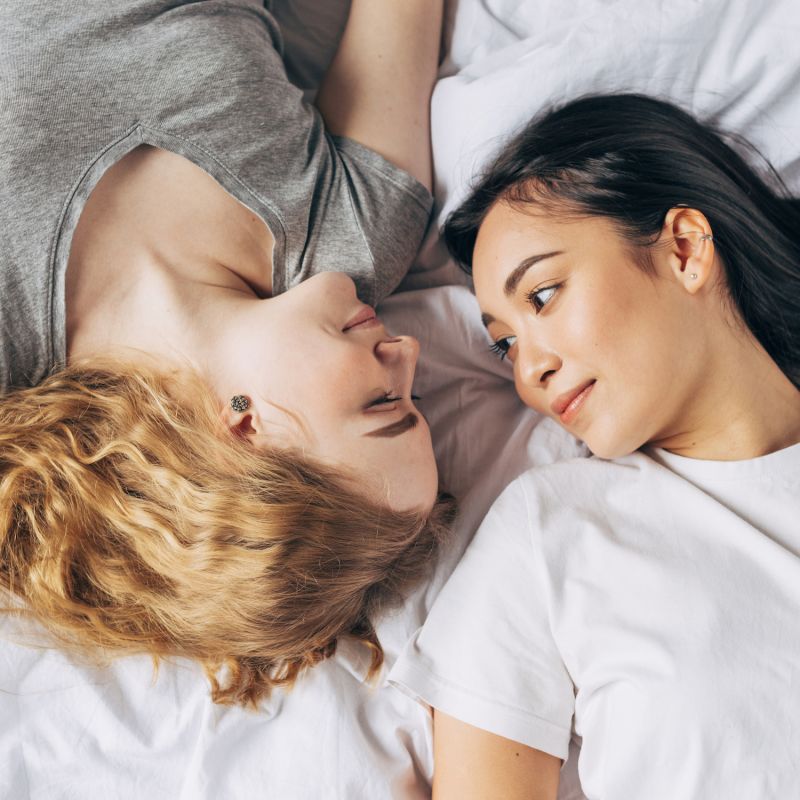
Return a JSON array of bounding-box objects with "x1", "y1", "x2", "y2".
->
[
  {"x1": 569, "y1": 278, "x2": 626, "y2": 358},
  {"x1": 297, "y1": 343, "x2": 370, "y2": 395},
  {"x1": 256, "y1": 357, "x2": 354, "y2": 434},
  {"x1": 610, "y1": 301, "x2": 683, "y2": 379},
  {"x1": 568, "y1": 273, "x2": 660, "y2": 373},
  {"x1": 513, "y1": 372, "x2": 548, "y2": 414}
]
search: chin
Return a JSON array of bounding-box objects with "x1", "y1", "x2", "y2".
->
[
  {"x1": 399, "y1": 470, "x2": 440, "y2": 515},
  {"x1": 380, "y1": 452, "x2": 439, "y2": 513},
  {"x1": 582, "y1": 429, "x2": 644, "y2": 461}
]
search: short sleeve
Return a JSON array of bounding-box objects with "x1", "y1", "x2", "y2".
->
[
  {"x1": 272, "y1": 130, "x2": 433, "y2": 305},
  {"x1": 328, "y1": 136, "x2": 433, "y2": 301},
  {"x1": 165, "y1": 9, "x2": 435, "y2": 307},
  {"x1": 389, "y1": 477, "x2": 575, "y2": 759},
  {"x1": 99, "y1": 4, "x2": 432, "y2": 309},
  {"x1": 203, "y1": 37, "x2": 434, "y2": 306}
]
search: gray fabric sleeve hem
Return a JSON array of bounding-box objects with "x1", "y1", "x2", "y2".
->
[{"x1": 332, "y1": 135, "x2": 434, "y2": 214}]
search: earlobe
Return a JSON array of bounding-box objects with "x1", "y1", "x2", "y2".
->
[
  {"x1": 229, "y1": 414, "x2": 258, "y2": 439},
  {"x1": 220, "y1": 394, "x2": 261, "y2": 440}
]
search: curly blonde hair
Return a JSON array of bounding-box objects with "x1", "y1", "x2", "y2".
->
[{"x1": 0, "y1": 362, "x2": 453, "y2": 706}]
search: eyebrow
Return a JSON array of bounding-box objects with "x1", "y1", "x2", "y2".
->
[
  {"x1": 364, "y1": 412, "x2": 419, "y2": 438},
  {"x1": 481, "y1": 250, "x2": 563, "y2": 329},
  {"x1": 503, "y1": 251, "x2": 563, "y2": 296}
]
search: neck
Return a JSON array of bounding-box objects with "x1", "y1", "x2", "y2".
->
[
  {"x1": 652, "y1": 333, "x2": 800, "y2": 461},
  {"x1": 66, "y1": 144, "x2": 274, "y2": 369},
  {"x1": 67, "y1": 247, "x2": 254, "y2": 380}
]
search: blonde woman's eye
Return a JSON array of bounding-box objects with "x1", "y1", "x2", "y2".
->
[
  {"x1": 489, "y1": 335, "x2": 516, "y2": 361},
  {"x1": 527, "y1": 284, "x2": 559, "y2": 313},
  {"x1": 369, "y1": 391, "x2": 401, "y2": 407}
]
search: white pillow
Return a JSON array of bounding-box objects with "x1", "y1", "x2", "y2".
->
[{"x1": 433, "y1": 0, "x2": 800, "y2": 223}]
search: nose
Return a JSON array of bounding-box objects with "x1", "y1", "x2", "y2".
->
[
  {"x1": 374, "y1": 335, "x2": 420, "y2": 366},
  {"x1": 515, "y1": 339, "x2": 561, "y2": 390},
  {"x1": 375, "y1": 336, "x2": 420, "y2": 396}
]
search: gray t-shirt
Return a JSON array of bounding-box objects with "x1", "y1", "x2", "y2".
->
[{"x1": 0, "y1": 2, "x2": 433, "y2": 392}]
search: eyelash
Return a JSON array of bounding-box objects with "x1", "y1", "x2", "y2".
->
[
  {"x1": 489, "y1": 340, "x2": 513, "y2": 361},
  {"x1": 488, "y1": 283, "x2": 561, "y2": 361},
  {"x1": 371, "y1": 392, "x2": 402, "y2": 406},
  {"x1": 369, "y1": 392, "x2": 422, "y2": 407}
]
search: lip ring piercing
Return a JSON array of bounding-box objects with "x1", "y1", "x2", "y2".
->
[{"x1": 230, "y1": 395, "x2": 250, "y2": 413}]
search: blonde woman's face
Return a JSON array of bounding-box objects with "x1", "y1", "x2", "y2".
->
[{"x1": 214, "y1": 271, "x2": 439, "y2": 513}]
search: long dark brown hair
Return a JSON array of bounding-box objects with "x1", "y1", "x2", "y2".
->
[{"x1": 445, "y1": 93, "x2": 800, "y2": 387}]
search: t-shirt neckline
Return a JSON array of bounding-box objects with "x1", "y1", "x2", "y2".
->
[{"x1": 647, "y1": 440, "x2": 800, "y2": 483}]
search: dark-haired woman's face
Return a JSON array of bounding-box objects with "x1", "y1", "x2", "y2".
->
[{"x1": 472, "y1": 202, "x2": 708, "y2": 458}]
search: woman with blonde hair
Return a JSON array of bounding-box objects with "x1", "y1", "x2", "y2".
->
[{"x1": 0, "y1": 0, "x2": 452, "y2": 705}]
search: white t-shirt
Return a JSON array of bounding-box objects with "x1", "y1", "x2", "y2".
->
[{"x1": 390, "y1": 443, "x2": 800, "y2": 799}]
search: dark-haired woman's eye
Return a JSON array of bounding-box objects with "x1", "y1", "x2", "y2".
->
[
  {"x1": 489, "y1": 336, "x2": 516, "y2": 361},
  {"x1": 527, "y1": 284, "x2": 560, "y2": 313}
]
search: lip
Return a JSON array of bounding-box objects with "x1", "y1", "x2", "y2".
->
[
  {"x1": 343, "y1": 305, "x2": 378, "y2": 331},
  {"x1": 551, "y1": 380, "x2": 596, "y2": 425}
]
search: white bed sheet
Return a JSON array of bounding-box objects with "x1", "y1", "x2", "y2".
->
[{"x1": 4, "y1": 1, "x2": 800, "y2": 797}]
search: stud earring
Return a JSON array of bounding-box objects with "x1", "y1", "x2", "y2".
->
[
  {"x1": 690, "y1": 273, "x2": 698, "y2": 280},
  {"x1": 699, "y1": 233, "x2": 713, "y2": 242},
  {"x1": 230, "y1": 395, "x2": 250, "y2": 413}
]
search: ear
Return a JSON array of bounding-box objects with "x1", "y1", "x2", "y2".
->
[
  {"x1": 660, "y1": 207, "x2": 716, "y2": 295},
  {"x1": 219, "y1": 395, "x2": 263, "y2": 441}
]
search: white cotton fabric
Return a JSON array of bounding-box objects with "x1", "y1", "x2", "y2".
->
[
  {"x1": 431, "y1": 0, "x2": 800, "y2": 226},
  {"x1": 391, "y1": 444, "x2": 800, "y2": 798}
]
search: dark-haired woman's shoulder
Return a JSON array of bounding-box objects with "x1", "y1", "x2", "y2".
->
[{"x1": 516, "y1": 450, "x2": 654, "y2": 520}]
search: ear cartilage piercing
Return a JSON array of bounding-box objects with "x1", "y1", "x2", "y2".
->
[
  {"x1": 230, "y1": 395, "x2": 250, "y2": 413},
  {"x1": 690, "y1": 273, "x2": 699, "y2": 280},
  {"x1": 699, "y1": 233, "x2": 713, "y2": 241}
]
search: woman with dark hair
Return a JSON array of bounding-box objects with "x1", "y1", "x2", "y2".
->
[
  {"x1": 0, "y1": 1, "x2": 453, "y2": 705},
  {"x1": 391, "y1": 94, "x2": 800, "y2": 797}
]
